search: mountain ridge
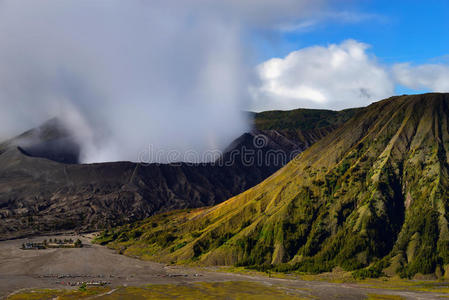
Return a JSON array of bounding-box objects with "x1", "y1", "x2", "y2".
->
[
  {"x1": 100, "y1": 93, "x2": 449, "y2": 279},
  {"x1": 0, "y1": 107, "x2": 358, "y2": 239}
]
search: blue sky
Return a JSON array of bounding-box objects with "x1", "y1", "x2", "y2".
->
[
  {"x1": 248, "y1": 0, "x2": 449, "y2": 110},
  {"x1": 1, "y1": 1, "x2": 448, "y2": 161},
  {"x1": 260, "y1": 0, "x2": 449, "y2": 64}
]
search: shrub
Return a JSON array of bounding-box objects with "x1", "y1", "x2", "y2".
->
[
  {"x1": 191, "y1": 231, "x2": 201, "y2": 238},
  {"x1": 170, "y1": 242, "x2": 187, "y2": 253},
  {"x1": 74, "y1": 239, "x2": 83, "y2": 248},
  {"x1": 156, "y1": 232, "x2": 176, "y2": 247},
  {"x1": 352, "y1": 265, "x2": 385, "y2": 279}
]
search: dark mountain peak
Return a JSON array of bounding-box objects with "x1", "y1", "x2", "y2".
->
[
  {"x1": 14, "y1": 117, "x2": 70, "y2": 142},
  {"x1": 0, "y1": 117, "x2": 81, "y2": 164}
]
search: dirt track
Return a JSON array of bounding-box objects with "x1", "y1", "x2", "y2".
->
[{"x1": 1, "y1": 234, "x2": 448, "y2": 299}]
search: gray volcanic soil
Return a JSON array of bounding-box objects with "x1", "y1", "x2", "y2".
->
[
  {"x1": 0, "y1": 129, "x2": 307, "y2": 240},
  {"x1": 1, "y1": 234, "x2": 448, "y2": 299},
  {"x1": 0, "y1": 111, "x2": 354, "y2": 240}
]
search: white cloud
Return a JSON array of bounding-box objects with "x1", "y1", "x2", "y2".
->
[
  {"x1": 279, "y1": 11, "x2": 386, "y2": 33},
  {"x1": 251, "y1": 40, "x2": 394, "y2": 111},
  {"x1": 202, "y1": 0, "x2": 326, "y2": 28},
  {"x1": 393, "y1": 63, "x2": 449, "y2": 92}
]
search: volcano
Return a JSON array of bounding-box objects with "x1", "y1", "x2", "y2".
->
[{"x1": 0, "y1": 107, "x2": 357, "y2": 239}]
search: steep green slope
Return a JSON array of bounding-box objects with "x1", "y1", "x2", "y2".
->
[{"x1": 100, "y1": 93, "x2": 449, "y2": 278}]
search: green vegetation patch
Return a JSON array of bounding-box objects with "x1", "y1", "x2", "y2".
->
[
  {"x1": 8, "y1": 282, "x2": 310, "y2": 300},
  {"x1": 366, "y1": 294, "x2": 405, "y2": 300},
  {"x1": 7, "y1": 287, "x2": 109, "y2": 300}
]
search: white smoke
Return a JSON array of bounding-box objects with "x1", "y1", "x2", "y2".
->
[{"x1": 0, "y1": 0, "x2": 325, "y2": 163}]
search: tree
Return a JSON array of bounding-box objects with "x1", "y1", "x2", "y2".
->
[
  {"x1": 75, "y1": 239, "x2": 83, "y2": 248},
  {"x1": 79, "y1": 282, "x2": 87, "y2": 291}
]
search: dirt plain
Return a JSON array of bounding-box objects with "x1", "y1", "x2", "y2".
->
[{"x1": 1, "y1": 233, "x2": 449, "y2": 299}]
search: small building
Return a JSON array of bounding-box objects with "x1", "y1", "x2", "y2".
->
[{"x1": 22, "y1": 242, "x2": 45, "y2": 250}]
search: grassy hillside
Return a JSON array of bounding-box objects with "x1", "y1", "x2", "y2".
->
[
  {"x1": 99, "y1": 94, "x2": 449, "y2": 279},
  {"x1": 100, "y1": 94, "x2": 449, "y2": 278}
]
